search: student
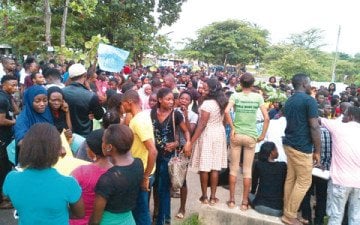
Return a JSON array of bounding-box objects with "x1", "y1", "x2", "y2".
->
[
  {"x1": 3, "y1": 123, "x2": 85, "y2": 224},
  {"x1": 63, "y1": 63, "x2": 104, "y2": 137},
  {"x1": 281, "y1": 73, "x2": 321, "y2": 225},
  {"x1": 174, "y1": 90, "x2": 198, "y2": 219},
  {"x1": 30, "y1": 72, "x2": 46, "y2": 86},
  {"x1": 321, "y1": 106, "x2": 360, "y2": 225},
  {"x1": 89, "y1": 124, "x2": 143, "y2": 225},
  {"x1": 14, "y1": 85, "x2": 54, "y2": 163},
  {"x1": 225, "y1": 72, "x2": 269, "y2": 210},
  {"x1": 70, "y1": 129, "x2": 112, "y2": 225},
  {"x1": 0, "y1": 75, "x2": 18, "y2": 209},
  {"x1": 121, "y1": 90, "x2": 157, "y2": 225},
  {"x1": 190, "y1": 79, "x2": 228, "y2": 206},
  {"x1": 150, "y1": 88, "x2": 191, "y2": 225},
  {"x1": 47, "y1": 86, "x2": 72, "y2": 138},
  {"x1": 250, "y1": 142, "x2": 287, "y2": 217}
]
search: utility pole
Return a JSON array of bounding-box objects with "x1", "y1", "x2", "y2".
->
[{"x1": 331, "y1": 26, "x2": 341, "y2": 82}]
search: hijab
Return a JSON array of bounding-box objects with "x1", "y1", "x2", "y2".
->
[
  {"x1": 139, "y1": 83, "x2": 151, "y2": 110},
  {"x1": 15, "y1": 85, "x2": 54, "y2": 142}
]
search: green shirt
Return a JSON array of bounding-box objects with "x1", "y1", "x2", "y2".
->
[{"x1": 229, "y1": 92, "x2": 264, "y2": 139}]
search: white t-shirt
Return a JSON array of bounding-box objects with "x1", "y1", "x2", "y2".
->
[{"x1": 176, "y1": 108, "x2": 198, "y2": 145}]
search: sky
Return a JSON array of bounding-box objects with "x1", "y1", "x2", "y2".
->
[{"x1": 159, "y1": 0, "x2": 360, "y2": 56}]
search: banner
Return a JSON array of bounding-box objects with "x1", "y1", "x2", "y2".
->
[{"x1": 98, "y1": 43, "x2": 129, "y2": 72}]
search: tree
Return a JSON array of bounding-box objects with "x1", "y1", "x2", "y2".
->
[
  {"x1": 0, "y1": 1, "x2": 45, "y2": 55},
  {"x1": 60, "y1": 0, "x2": 70, "y2": 46},
  {"x1": 264, "y1": 45, "x2": 331, "y2": 81},
  {"x1": 0, "y1": 0, "x2": 183, "y2": 63},
  {"x1": 288, "y1": 28, "x2": 326, "y2": 50},
  {"x1": 74, "y1": 0, "x2": 181, "y2": 65},
  {"x1": 44, "y1": 0, "x2": 52, "y2": 47},
  {"x1": 180, "y1": 20, "x2": 269, "y2": 68},
  {"x1": 60, "y1": 0, "x2": 98, "y2": 46}
]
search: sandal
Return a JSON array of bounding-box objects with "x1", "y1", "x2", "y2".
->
[
  {"x1": 297, "y1": 217, "x2": 310, "y2": 225},
  {"x1": 171, "y1": 192, "x2": 181, "y2": 198},
  {"x1": 175, "y1": 211, "x2": 185, "y2": 219},
  {"x1": 226, "y1": 200, "x2": 236, "y2": 209},
  {"x1": 240, "y1": 201, "x2": 249, "y2": 211},
  {"x1": 281, "y1": 216, "x2": 303, "y2": 225},
  {"x1": 209, "y1": 197, "x2": 219, "y2": 206},
  {"x1": 198, "y1": 196, "x2": 209, "y2": 204}
]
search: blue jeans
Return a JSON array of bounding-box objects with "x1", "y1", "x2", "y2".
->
[
  {"x1": 155, "y1": 157, "x2": 171, "y2": 225},
  {"x1": 249, "y1": 194, "x2": 283, "y2": 217},
  {"x1": 327, "y1": 179, "x2": 360, "y2": 225},
  {"x1": 133, "y1": 174, "x2": 155, "y2": 225}
]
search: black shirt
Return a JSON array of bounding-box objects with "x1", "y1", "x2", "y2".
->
[
  {"x1": 0, "y1": 90, "x2": 15, "y2": 145},
  {"x1": 63, "y1": 82, "x2": 104, "y2": 136},
  {"x1": 150, "y1": 109, "x2": 183, "y2": 158},
  {"x1": 95, "y1": 158, "x2": 143, "y2": 213},
  {"x1": 51, "y1": 110, "x2": 68, "y2": 133},
  {"x1": 251, "y1": 161, "x2": 287, "y2": 210}
]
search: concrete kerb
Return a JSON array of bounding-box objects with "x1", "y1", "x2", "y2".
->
[
  {"x1": 199, "y1": 204, "x2": 283, "y2": 225},
  {"x1": 168, "y1": 169, "x2": 284, "y2": 225}
]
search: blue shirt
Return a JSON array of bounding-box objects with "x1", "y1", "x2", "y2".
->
[
  {"x1": 62, "y1": 72, "x2": 69, "y2": 83},
  {"x1": 283, "y1": 92, "x2": 318, "y2": 153},
  {"x1": 3, "y1": 168, "x2": 81, "y2": 225}
]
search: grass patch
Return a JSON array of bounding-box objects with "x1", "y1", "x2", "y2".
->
[{"x1": 179, "y1": 213, "x2": 201, "y2": 225}]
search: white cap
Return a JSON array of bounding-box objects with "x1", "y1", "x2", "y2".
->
[{"x1": 68, "y1": 63, "x2": 87, "y2": 78}]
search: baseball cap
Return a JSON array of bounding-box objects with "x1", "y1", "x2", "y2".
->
[{"x1": 68, "y1": 63, "x2": 87, "y2": 78}]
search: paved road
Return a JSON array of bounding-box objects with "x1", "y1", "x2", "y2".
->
[
  {"x1": 0, "y1": 169, "x2": 244, "y2": 225},
  {"x1": 0, "y1": 207, "x2": 16, "y2": 225}
]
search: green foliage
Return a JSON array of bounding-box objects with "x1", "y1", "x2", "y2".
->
[
  {"x1": 235, "y1": 80, "x2": 288, "y2": 103},
  {"x1": 84, "y1": 34, "x2": 109, "y2": 66},
  {"x1": 180, "y1": 20, "x2": 269, "y2": 67},
  {"x1": 266, "y1": 46, "x2": 316, "y2": 80},
  {"x1": 53, "y1": 34, "x2": 109, "y2": 66},
  {"x1": 157, "y1": 0, "x2": 186, "y2": 28},
  {"x1": 288, "y1": 28, "x2": 326, "y2": 49},
  {"x1": 69, "y1": 0, "x2": 98, "y2": 17},
  {"x1": 151, "y1": 34, "x2": 171, "y2": 57},
  {"x1": 261, "y1": 42, "x2": 360, "y2": 83},
  {"x1": 54, "y1": 45, "x2": 85, "y2": 63},
  {"x1": 0, "y1": 0, "x2": 180, "y2": 64},
  {"x1": 178, "y1": 214, "x2": 201, "y2": 225},
  {"x1": 263, "y1": 44, "x2": 331, "y2": 81},
  {"x1": 0, "y1": 1, "x2": 44, "y2": 57},
  {"x1": 252, "y1": 80, "x2": 288, "y2": 103}
]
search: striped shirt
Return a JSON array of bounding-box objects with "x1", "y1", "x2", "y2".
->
[{"x1": 320, "y1": 127, "x2": 332, "y2": 170}]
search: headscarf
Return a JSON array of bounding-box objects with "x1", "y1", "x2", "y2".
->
[
  {"x1": 139, "y1": 83, "x2": 151, "y2": 110},
  {"x1": 47, "y1": 86, "x2": 64, "y2": 100},
  {"x1": 15, "y1": 85, "x2": 54, "y2": 142}
]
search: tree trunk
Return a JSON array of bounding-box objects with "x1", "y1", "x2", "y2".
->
[
  {"x1": 223, "y1": 54, "x2": 228, "y2": 69},
  {"x1": 44, "y1": 0, "x2": 52, "y2": 47},
  {"x1": 60, "y1": 0, "x2": 70, "y2": 46}
]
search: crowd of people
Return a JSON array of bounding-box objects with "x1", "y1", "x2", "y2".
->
[{"x1": 0, "y1": 55, "x2": 359, "y2": 225}]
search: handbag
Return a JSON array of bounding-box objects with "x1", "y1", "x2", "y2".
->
[{"x1": 168, "y1": 110, "x2": 189, "y2": 189}]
